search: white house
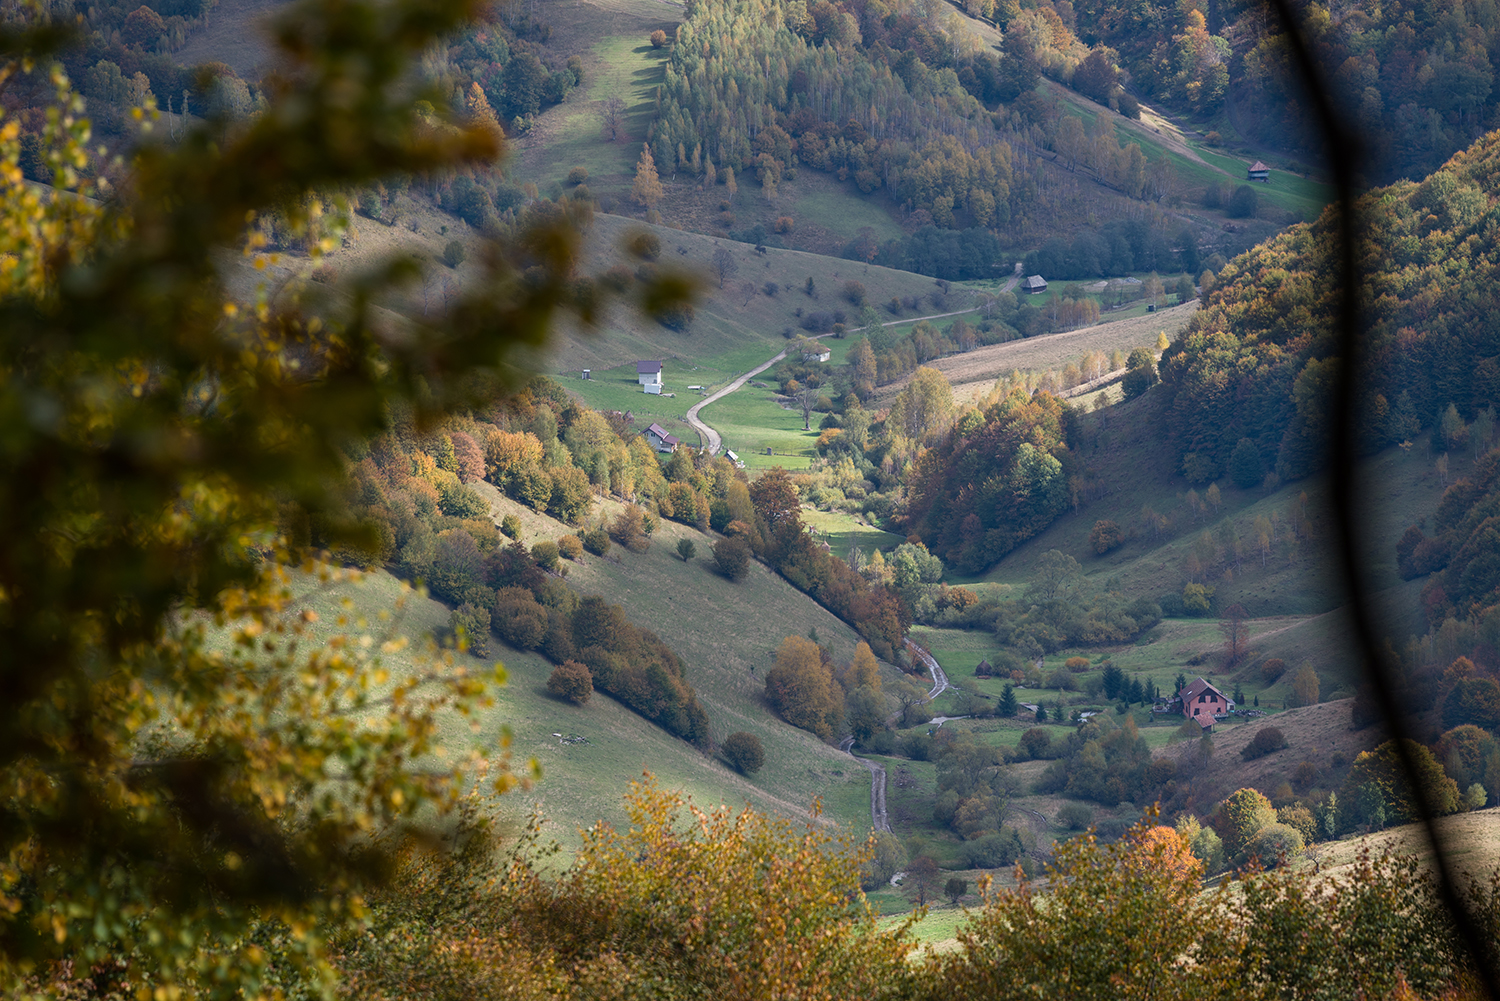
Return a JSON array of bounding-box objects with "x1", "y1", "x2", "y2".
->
[
  {"x1": 802, "y1": 347, "x2": 832, "y2": 363},
  {"x1": 637, "y1": 360, "x2": 663, "y2": 394},
  {"x1": 644, "y1": 423, "x2": 680, "y2": 453}
]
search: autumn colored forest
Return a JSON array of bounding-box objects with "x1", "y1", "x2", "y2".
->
[{"x1": 6, "y1": 0, "x2": 1500, "y2": 992}]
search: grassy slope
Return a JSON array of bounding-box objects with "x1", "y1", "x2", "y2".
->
[
  {"x1": 468, "y1": 481, "x2": 915, "y2": 842},
  {"x1": 545, "y1": 212, "x2": 962, "y2": 376},
  {"x1": 248, "y1": 477, "x2": 925, "y2": 855}
]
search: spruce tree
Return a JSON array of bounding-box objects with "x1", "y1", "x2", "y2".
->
[{"x1": 999, "y1": 683, "x2": 1018, "y2": 717}]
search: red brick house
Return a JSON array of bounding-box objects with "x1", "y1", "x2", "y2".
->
[{"x1": 1180, "y1": 677, "x2": 1230, "y2": 722}]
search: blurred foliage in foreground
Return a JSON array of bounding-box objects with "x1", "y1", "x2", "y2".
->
[
  {"x1": 0, "y1": 0, "x2": 690, "y2": 990},
  {"x1": 340, "y1": 782, "x2": 1499, "y2": 1001}
]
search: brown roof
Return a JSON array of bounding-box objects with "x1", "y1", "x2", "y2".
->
[
  {"x1": 1248, "y1": 161, "x2": 1269, "y2": 172},
  {"x1": 645, "y1": 423, "x2": 679, "y2": 447},
  {"x1": 1181, "y1": 677, "x2": 1226, "y2": 703}
]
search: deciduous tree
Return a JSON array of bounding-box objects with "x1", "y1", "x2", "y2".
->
[{"x1": 632, "y1": 143, "x2": 664, "y2": 208}]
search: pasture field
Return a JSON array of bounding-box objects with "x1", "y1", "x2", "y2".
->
[
  {"x1": 800, "y1": 508, "x2": 906, "y2": 560},
  {"x1": 698, "y1": 383, "x2": 822, "y2": 468},
  {"x1": 954, "y1": 393, "x2": 1446, "y2": 634},
  {"x1": 545, "y1": 213, "x2": 961, "y2": 375},
  {"x1": 488, "y1": 488, "x2": 923, "y2": 831}
]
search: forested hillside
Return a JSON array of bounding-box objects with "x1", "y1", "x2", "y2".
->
[
  {"x1": 643, "y1": 0, "x2": 1207, "y2": 263},
  {"x1": 1160, "y1": 130, "x2": 1500, "y2": 489},
  {"x1": 1068, "y1": 0, "x2": 1499, "y2": 181}
]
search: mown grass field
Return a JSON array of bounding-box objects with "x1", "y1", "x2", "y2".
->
[
  {"x1": 801, "y1": 508, "x2": 906, "y2": 559},
  {"x1": 697, "y1": 382, "x2": 823, "y2": 468},
  {"x1": 872, "y1": 300, "x2": 1198, "y2": 407}
]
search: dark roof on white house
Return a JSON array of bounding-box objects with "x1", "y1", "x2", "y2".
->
[
  {"x1": 645, "y1": 422, "x2": 680, "y2": 447},
  {"x1": 636, "y1": 360, "x2": 663, "y2": 374}
]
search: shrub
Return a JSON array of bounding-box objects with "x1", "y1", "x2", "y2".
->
[
  {"x1": 649, "y1": 28, "x2": 668, "y2": 47},
  {"x1": 1065, "y1": 656, "x2": 1090, "y2": 673},
  {"x1": 493, "y1": 587, "x2": 547, "y2": 650},
  {"x1": 629, "y1": 231, "x2": 662, "y2": 260},
  {"x1": 443, "y1": 240, "x2": 466, "y2": 267},
  {"x1": 722, "y1": 731, "x2": 765, "y2": 774},
  {"x1": 581, "y1": 525, "x2": 612, "y2": 556},
  {"x1": 842, "y1": 280, "x2": 866, "y2": 306},
  {"x1": 1243, "y1": 822, "x2": 1303, "y2": 867},
  {"x1": 558, "y1": 534, "x2": 584, "y2": 560},
  {"x1": 447, "y1": 602, "x2": 491, "y2": 658},
  {"x1": 773, "y1": 216, "x2": 794, "y2": 234},
  {"x1": 1260, "y1": 658, "x2": 1287, "y2": 683},
  {"x1": 1019, "y1": 727, "x2": 1052, "y2": 760},
  {"x1": 961, "y1": 828, "x2": 1024, "y2": 868},
  {"x1": 677, "y1": 538, "x2": 696, "y2": 561},
  {"x1": 1241, "y1": 726, "x2": 1289, "y2": 761},
  {"x1": 500, "y1": 514, "x2": 522, "y2": 540},
  {"x1": 611, "y1": 504, "x2": 652, "y2": 553},
  {"x1": 1089, "y1": 519, "x2": 1124, "y2": 554},
  {"x1": 657, "y1": 302, "x2": 694, "y2": 331},
  {"x1": 532, "y1": 539, "x2": 561, "y2": 571},
  {"x1": 547, "y1": 660, "x2": 594, "y2": 704},
  {"x1": 566, "y1": 165, "x2": 589, "y2": 185},
  {"x1": 1057, "y1": 802, "x2": 1094, "y2": 830},
  {"x1": 1227, "y1": 184, "x2": 1259, "y2": 219},
  {"x1": 714, "y1": 536, "x2": 751, "y2": 580}
]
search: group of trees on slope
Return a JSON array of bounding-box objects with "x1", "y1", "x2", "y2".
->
[
  {"x1": 644, "y1": 0, "x2": 1195, "y2": 253},
  {"x1": 1071, "y1": 0, "x2": 1500, "y2": 183}
]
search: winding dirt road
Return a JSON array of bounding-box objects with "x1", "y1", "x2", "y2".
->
[
  {"x1": 685, "y1": 306, "x2": 991, "y2": 453},
  {"x1": 684, "y1": 351, "x2": 789, "y2": 454},
  {"x1": 906, "y1": 638, "x2": 950, "y2": 700},
  {"x1": 841, "y1": 640, "x2": 953, "y2": 835}
]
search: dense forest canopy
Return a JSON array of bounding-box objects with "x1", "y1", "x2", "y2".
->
[{"x1": 1159, "y1": 130, "x2": 1500, "y2": 486}]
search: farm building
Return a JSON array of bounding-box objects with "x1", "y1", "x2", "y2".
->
[
  {"x1": 802, "y1": 347, "x2": 832, "y2": 363},
  {"x1": 637, "y1": 360, "x2": 663, "y2": 394},
  {"x1": 644, "y1": 423, "x2": 680, "y2": 453},
  {"x1": 1022, "y1": 275, "x2": 1048, "y2": 294},
  {"x1": 1247, "y1": 161, "x2": 1270, "y2": 182}
]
